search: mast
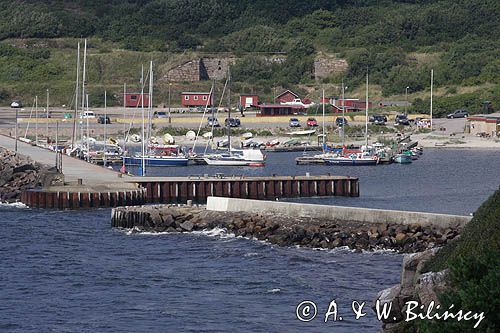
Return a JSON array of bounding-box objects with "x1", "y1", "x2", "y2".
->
[
  {"x1": 72, "y1": 42, "x2": 80, "y2": 147},
  {"x1": 104, "y1": 90, "x2": 107, "y2": 167},
  {"x1": 365, "y1": 71, "x2": 369, "y2": 148},
  {"x1": 123, "y1": 83, "x2": 126, "y2": 151},
  {"x1": 227, "y1": 69, "x2": 231, "y2": 154},
  {"x1": 81, "y1": 39, "x2": 87, "y2": 147},
  {"x1": 430, "y1": 69, "x2": 434, "y2": 131},
  {"x1": 141, "y1": 64, "x2": 145, "y2": 176},
  {"x1": 322, "y1": 88, "x2": 325, "y2": 149},
  {"x1": 46, "y1": 89, "x2": 49, "y2": 142},
  {"x1": 86, "y1": 94, "x2": 90, "y2": 162},
  {"x1": 341, "y1": 80, "x2": 345, "y2": 148},
  {"x1": 148, "y1": 60, "x2": 153, "y2": 147}
]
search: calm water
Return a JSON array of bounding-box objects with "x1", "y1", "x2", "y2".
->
[{"x1": 2, "y1": 149, "x2": 499, "y2": 332}]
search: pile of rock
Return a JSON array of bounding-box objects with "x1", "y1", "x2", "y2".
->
[
  {"x1": 111, "y1": 205, "x2": 462, "y2": 253},
  {"x1": 0, "y1": 148, "x2": 58, "y2": 201}
]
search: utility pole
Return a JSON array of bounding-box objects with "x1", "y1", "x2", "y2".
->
[
  {"x1": 55, "y1": 120, "x2": 59, "y2": 171},
  {"x1": 405, "y1": 86, "x2": 409, "y2": 115},
  {"x1": 168, "y1": 82, "x2": 172, "y2": 124},
  {"x1": 104, "y1": 90, "x2": 107, "y2": 167},
  {"x1": 72, "y1": 42, "x2": 80, "y2": 147},
  {"x1": 14, "y1": 108, "x2": 18, "y2": 153},
  {"x1": 430, "y1": 69, "x2": 434, "y2": 131},
  {"x1": 35, "y1": 95, "x2": 38, "y2": 145}
]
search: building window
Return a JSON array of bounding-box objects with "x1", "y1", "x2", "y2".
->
[
  {"x1": 202, "y1": 96, "x2": 207, "y2": 101},
  {"x1": 184, "y1": 96, "x2": 189, "y2": 100},
  {"x1": 194, "y1": 96, "x2": 199, "y2": 101},
  {"x1": 130, "y1": 95, "x2": 137, "y2": 100}
]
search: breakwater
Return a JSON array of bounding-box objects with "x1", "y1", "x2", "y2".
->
[
  {"x1": 111, "y1": 204, "x2": 463, "y2": 253},
  {"x1": 128, "y1": 174, "x2": 359, "y2": 204},
  {"x1": 0, "y1": 147, "x2": 62, "y2": 201}
]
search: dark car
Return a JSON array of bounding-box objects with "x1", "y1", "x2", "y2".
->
[
  {"x1": 225, "y1": 117, "x2": 241, "y2": 127},
  {"x1": 446, "y1": 109, "x2": 469, "y2": 119},
  {"x1": 97, "y1": 116, "x2": 111, "y2": 124},
  {"x1": 369, "y1": 114, "x2": 387, "y2": 124},
  {"x1": 153, "y1": 111, "x2": 167, "y2": 118},
  {"x1": 336, "y1": 117, "x2": 348, "y2": 127},
  {"x1": 394, "y1": 114, "x2": 410, "y2": 126}
]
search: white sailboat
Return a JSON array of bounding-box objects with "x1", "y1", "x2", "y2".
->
[{"x1": 202, "y1": 70, "x2": 265, "y2": 167}]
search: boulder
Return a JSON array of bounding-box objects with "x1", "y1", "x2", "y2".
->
[{"x1": 180, "y1": 221, "x2": 194, "y2": 231}]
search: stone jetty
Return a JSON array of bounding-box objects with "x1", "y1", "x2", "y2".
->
[
  {"x1": 111, "y1": 204, "x2": 462, "y2": 253},
  {"x1": 0, "y1": 147, "x2": 61, "y2": 201}
]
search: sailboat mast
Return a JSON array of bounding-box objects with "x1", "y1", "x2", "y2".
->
[
  {"x1": 81, "y1": 39, "x2": 87, "y2": 146},
  {"x1": 341, "y1": 80, "x2": 345, "y2": 147},
  {"x1": 227, "y1": 70, "x2": 231, "y2": 154},
  {"x1": 141, "y1": 65, "x2": 145, "y2": 176},
  {"x1": 72, "y1": 42, "x2": 80, "y2": 147},
  {"x1": 148, "y1": 61, "x2": 153, "y2": 146},
  {"x1": 123, "y1": 83, "x2": 126, "y2": 151},
  {"x1": 104, "y1": 90, "x2": 107, "y2": 167},
  {"x1": 322, "y1": 88, "x2": 325, "y2": 147},
  {"x1": 86, "y1": 94, "x2": 90, "y2": 162},
  {"x1": 430, "y1": 69, "x2": 434, "y2": 131},
  {"x1": 365, "y1": 71, "x2": 369, "y2": 148}
]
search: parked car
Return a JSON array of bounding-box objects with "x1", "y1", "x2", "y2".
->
[
  {"x1": 80, "y1": 111, "x2": 96, "y2": 119},
  {"x1": 97, "y1": 116, "x2": 111, "y2": 124},
  {"x1": 369, "y1": 114, "x2": 387, "y2": 124},
  {"x1": 207, "y1": 116, "x2": 220, "y2": 127},
  {"x1": 394, "y1": 114, "x2": 410, "y2": 126},
  {"x1": 10, "y1": 101, "x2": 22, "y2": 108},
  {"x1": 289, "y1": 118, "x2": 300, "y2": 127},
  {"x1": 225, "y1": 117, "x2": 241, "y2": 127},
  {"x1": 306, "y1": 117, "x2": 318, "y2": 127},
  {"x1": 153, "y1": 111, "x2": 167, "y2": 118},
  {"x1": 336, "y1": 117, "x2": 348, "y2": 127},
  {"x1": 446, "y1": 109, "x2": 469, "y2": 119},
  {"x1": 63, "y1": 113, "x2": 73, "y2": 119}
]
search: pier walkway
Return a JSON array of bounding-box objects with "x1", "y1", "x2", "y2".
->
[{"x1": 0, "y1": 135, "x2": 131, "y2": 187}]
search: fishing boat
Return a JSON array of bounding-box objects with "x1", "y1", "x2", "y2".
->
[
  {"x1": 393, "y1": 154, "x2": 412, "y2": 164},
  {"x1": 324, "y1": 152, "x2": 379, "y2": 166}
]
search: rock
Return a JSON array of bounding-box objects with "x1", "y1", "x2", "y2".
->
[
  {"x1": 395, "y1": 233, "x2": 407, "y2": 243},
  {"x1": 415, "y1": 270, "x2": 449, "y2": 306},
  {"x1": 373, "y1": 284, "x2": 403, "y2": 323},
  {"x1": 331, "y1": 238, "x2": 343, "y2": 247},
  {"x1": 180, "y1": 221, "x2": 194, "y2": 231},
  {"x1": 161, "y1": 214, "x2": 175, "y2": 227}
]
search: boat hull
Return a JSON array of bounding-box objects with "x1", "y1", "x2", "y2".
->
[
  {"x1": 393, "y1": 155, "x2": 412, "y2": 164},
  {"x1": 203, "y1": 157, "x2": 264, "y2": 167},
  {"x1": 123, "y1": 156, "x2": 189, "y2": 166},
  {"x1": 324, "y1": 158, "x2": 378, "y2": 166}
]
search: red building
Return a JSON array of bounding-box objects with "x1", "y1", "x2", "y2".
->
[
  {"x1": 276, "y1": 90, "x2": 299, "y2": 103},
  {"x1": 239, "y1": 94, "x2": 259, "y2": 108},
  {"x1": 258, "y1": 104, "x2": 305, "y2": 117},
  {"x1": 181, "y1": 92, "x2": 213, "y2": 107},
  {"x1": 124, "y1": 93, "x2": 150, "y2": 108},
  {"x1": 331, "y1": 98, "x2": 373, "y2": 112}
]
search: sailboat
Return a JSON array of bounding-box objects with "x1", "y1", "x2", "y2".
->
[
  {"x1": 202, "y1": 70, "x2": 265, "y2": 167},
  {"x1": 323, "y1": 72, "x2": 378, "y2": 166},
  {"x1": 122, "y1": 62, "x2": 189, "y2": 169}
]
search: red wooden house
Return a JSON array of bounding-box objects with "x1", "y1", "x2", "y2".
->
[
  {"x1": 239, "y1": 94, "x2": 259, "y2": 108},
  {"x1": 181, "y1": 92, "x2": 213, "y2": 107},
  {"x1": 124, "y1": 93, "x2": 150, "y2": 108},
  {"x1": 275, "y1": 90, "x2": 299, "y2": 103}
]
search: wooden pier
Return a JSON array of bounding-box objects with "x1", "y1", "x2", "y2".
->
[{"x1": 127, "y1": 174, "x2": 359, "y2": 204}]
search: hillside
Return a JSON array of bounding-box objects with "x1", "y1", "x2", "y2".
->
[{"x1": 0, "y1": 0, "x2": 499, "y2": 115}]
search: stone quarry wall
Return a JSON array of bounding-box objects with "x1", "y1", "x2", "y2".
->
[
  {"x1": 201, "y1": 57, "x2": 236, "y2": 81},
  {"x1": 0, "y1": 147, "x2": 62, "y2": 201},
  {"x1": 162, "y1": 59, "x2": 202, "y2": 82},
  {"x1": 111, "y1": 204, "x2": 463, "y2": 253},
  {"x1": 314, "y1": 56, "x2": 349, "y2": 80}
]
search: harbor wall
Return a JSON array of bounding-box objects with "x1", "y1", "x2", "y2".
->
[{"x1": 207, "y1": 197, "x2": 471, "y2": 229}]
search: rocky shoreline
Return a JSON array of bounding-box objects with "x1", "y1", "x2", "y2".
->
[
  {"x1": 112, "y1": 205, "x2": 462, "y2": 253},
  {"x1": 0, "y1": 147, "x2": 62, "y2": 202}
]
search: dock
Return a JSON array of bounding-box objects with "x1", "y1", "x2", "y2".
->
[{"x1": 127, "y1": 174, "x2": 359, "y2": 204}]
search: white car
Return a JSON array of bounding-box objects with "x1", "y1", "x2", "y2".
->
[
  {"x1": 10, "y1": 101, "x2": 22, "y2": 108},
  {"x1": 80, "y1": 111, "x2": 96, "y2": 119}
]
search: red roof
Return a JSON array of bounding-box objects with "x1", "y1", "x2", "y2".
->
[{"x1": 275, "y1": 90, "x2": 299, "y2": 98}]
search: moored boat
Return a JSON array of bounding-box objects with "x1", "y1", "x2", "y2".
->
[{"x1": 393, "y1": 154, "x2": 412, "y2": 164}]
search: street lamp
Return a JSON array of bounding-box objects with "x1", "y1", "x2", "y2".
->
[{"x1": 405, "y1": 86, "x2": 409, "y2": 115}]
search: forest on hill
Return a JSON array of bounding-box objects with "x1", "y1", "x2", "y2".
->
[{"x1": 0, "y1": 0, "x2": 499, "y2": 113}]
